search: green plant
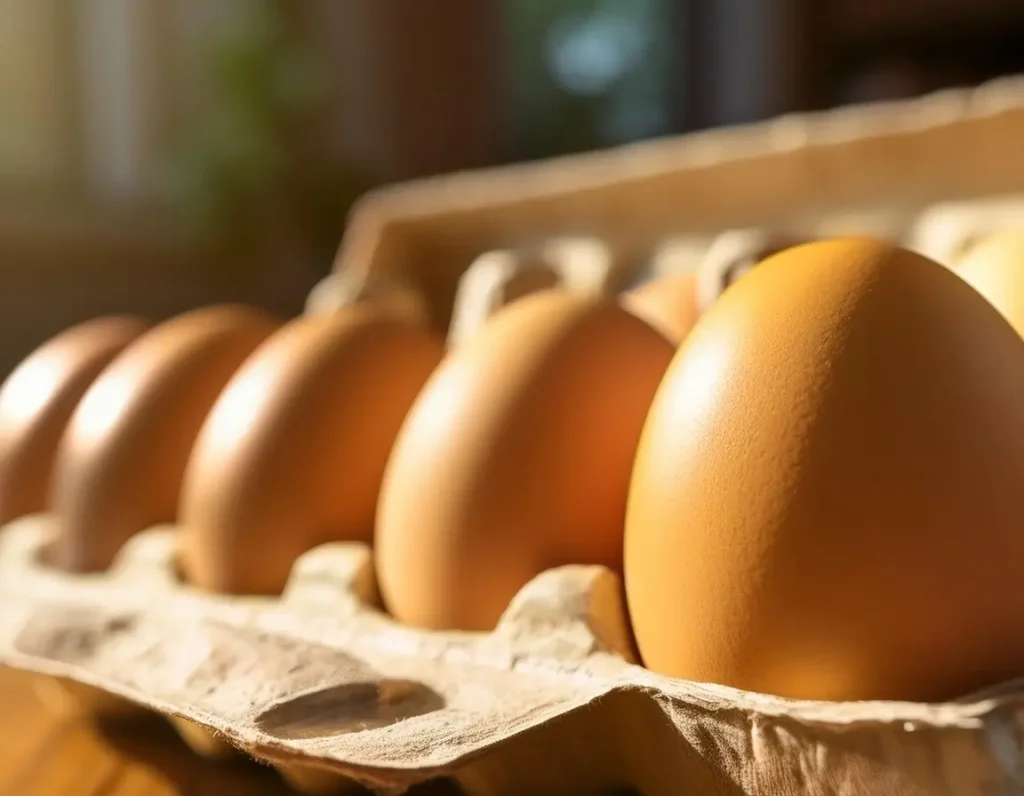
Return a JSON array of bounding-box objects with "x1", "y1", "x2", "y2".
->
[{"x1": 165, "y1": 0, "x2": 372, "y2": 287}]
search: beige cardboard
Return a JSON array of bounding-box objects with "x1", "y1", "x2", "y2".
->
[
  {"x1": 907, "y1": 195, "x2": 1024, "y2": 265},
  {"x1": 1, "y1": 516, "x2": 1023, "y2": 795},
  {"x1": 332, "y1": 76, "x2": 1024, "y2": 335}
]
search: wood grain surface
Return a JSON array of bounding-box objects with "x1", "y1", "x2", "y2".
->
[
  {"x1": 0, "y1": 666, "x2": 299, "y2": 796},
  {"x1": 0, "y1": 666, "x2": 476, "y2": 795}
]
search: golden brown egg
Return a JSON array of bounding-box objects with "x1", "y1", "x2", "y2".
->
[
  {"x1": 0, "y1": 316, "x2": 148, "y2": 524},
  {"x1": 696, "y1": 229, "x2": 806, "y2": 312},
  {"x1": 626, "y1": 238, "x2": 1024, "y2": 702},
  {"x1": 305, "y1": 270, "x2": 430, "y2": 329},
  {"x1": 376, "y1": 289, "x2": 676, "y2": 631},
  {"x1": 954, "y1": 229, "x2": 1024, "y2": 338},
  {"x1": 178, "y1": 308, "x2": 445, "y2": 595},
  {"x1": 621, "y1": 273, "x2": 700, "y2": 345},
  {"x1": 50, "y1": 305, "x2": 279, "y2": 572},
  {"x1": 446, "y1": 249, "x2": 561, "y2": 348}
]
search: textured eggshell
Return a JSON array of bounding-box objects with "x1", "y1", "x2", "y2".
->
[
  {"x1": 954, "y1": 229, "x2": 1024, "y2": 338},
  {"x1": 621, "y1": 273, "x2": 699, "y2": 345},
  {"x1": 0, "y1": 316, "x2": 149, "y2": 524},
  {"x1": 626, "y1": 238, "x2": 1024, "y2": 703},
  {"x1": 376, "y1": 290, "x2": 676, "y2": 631},
  {"x1": 50, "y1": 306, "x2": 279, "y2": 572},
  {"x1": 178, "y1": 308, "x2": 445, "y2": 595}
]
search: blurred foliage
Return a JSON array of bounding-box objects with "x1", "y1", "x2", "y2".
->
[
  {"x1": 164, "y1": 0, "x2": 374, "y2": 286},
  {"x1": 505, "y1": 0, "x2": 675, "y2": 160}
]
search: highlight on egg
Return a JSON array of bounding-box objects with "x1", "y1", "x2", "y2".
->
[
  {"x1": 376, "y1": 289, "x2": 676, "y2": 632},
  {"x1": 178, "y1": 307, "x2": 445, "y2": 596},
  {"x1": 0, "y1": 316, "x2": 149, "y2": 524},
  {"x1": 625, "y1": 237, "x2": 1024, "y2": 703},
  {"x1": 49, "y1": 305, "x2": 279, "y2": 573}
]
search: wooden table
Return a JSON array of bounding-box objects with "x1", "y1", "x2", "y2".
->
[
  {"x1": 0, "y1": 667, "x2": 471, "y2": 795},
  {"x1": 0, "y1": 666, "x2": 298, "y2": 796}
]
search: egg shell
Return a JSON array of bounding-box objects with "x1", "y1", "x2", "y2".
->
[
  {"x1": 696, "y1": 229, "x2": 807, "y2": 312},
  {"x1": 446, "y1": 249, "x2": 564, "y2": 349},
  {"x1": 376, "y1": 289, "x2": 676, "y2": 631},
  {"x1": 178, "y1": 308, "x2": 445, "y2": 596},
  {"x1": 50, "y1": 305, "x2": 279, "y2": 573},
  {"x1": 305, "y1": 270, "x2": 430, "y2": 329},
  {"x1": 954, "y1": 229, "x2": 1024, "y2": 338},
  {"x1": 0, "y1": 316, "x2": 149, "y2": 524},
  {"x1": 621, "y1": 273, "x2": 700, "y2": 345},
  {"x1": 626, "y1": 238, "x2": 1024, "y2": 703}
]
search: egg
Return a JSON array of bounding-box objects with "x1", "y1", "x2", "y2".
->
[
  {"x1": 50, "y1": 306, "x2": 279, "y2": 573},
  {"x1": 621, "y1": 273, "x2": 700, "y2": 345},
  {"x1": 376, "y1": 289, "x2": 676, "y2": 631},
  {"x1": 0, "y1": 316, "x2": 148, "y2": 524},
  {"x1": 954, "y1": 229, "x2": 1024, "y2": 338},
  {"x1": 696, "y1": 229, "x2": 806, "y2": 312},
  {"x1": 625, "y1": 238, "x2": 1024, "y2": 702},
  {"x1": 446, "y1": 249, "x2": 561, "y2": 348},
  {"x1": 178, "y1": 308, "x2": 444, "y2": 595},
  {"x1": 305, "y1": 270, "x2": 430, "y2": 329}
]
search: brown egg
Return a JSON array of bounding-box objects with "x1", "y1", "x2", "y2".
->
[
  {"x1": 621, "y1": 273, "x2": 700, "y2": 345},
  {"x1": 954, "y1": 229, "x2": 1024, "y2": 338},
  {"x1": 305, "y1": 270, "x2": 430, "y2": 329},
  {"x1": 50, "y1": 306, "x2": 279, "y2": 572},
  {"x1": 376, "y1": 289, "x2": 676, "y2": 631},
  {"x1": 626, "y1": 238, "x2": 1024, "y2": 702},
  {"x1": 447, "y1": 249, "x2": 561, "y2": 348},
  {"x1": 178, "y1": 308, "x2": 444, "y2": 595},
  {"x1": 696, "y1": 229, "x2": 806, "y2": 312},
  {"x1": 0, "y1": 316, "x2": 148, "y2": 524}
]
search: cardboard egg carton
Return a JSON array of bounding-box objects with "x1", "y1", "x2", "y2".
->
[
  {"x1": 316, "y1": 74, "x2": 1024, "y2": 332},
  {"x1": 6, "y1": 76, "x2": 1024, "y2": 796},
  {"x1": 3, "y1": 514, "x2": 1022, "y2": 796}
]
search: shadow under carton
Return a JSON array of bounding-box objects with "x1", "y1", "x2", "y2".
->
[{"x1": 0, "y1": 514, "x2": 1021, "y2": 796}]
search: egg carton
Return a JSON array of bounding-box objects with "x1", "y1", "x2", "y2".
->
[
  {"x1": 3, "y1": 514, "x2": 1024, "y2": 796},
  {"x1": 307, "y1": 74, "x2": 1024, "y2": 334}
]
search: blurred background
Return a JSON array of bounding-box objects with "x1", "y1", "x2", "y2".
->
[{"x1": 2, "y1": 0, "x2": 1024, "y2": 375}]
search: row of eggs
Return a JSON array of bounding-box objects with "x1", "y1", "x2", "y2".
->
[{"x1": 3, "y1": 230, "x2": 1024, "y2": 707}]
